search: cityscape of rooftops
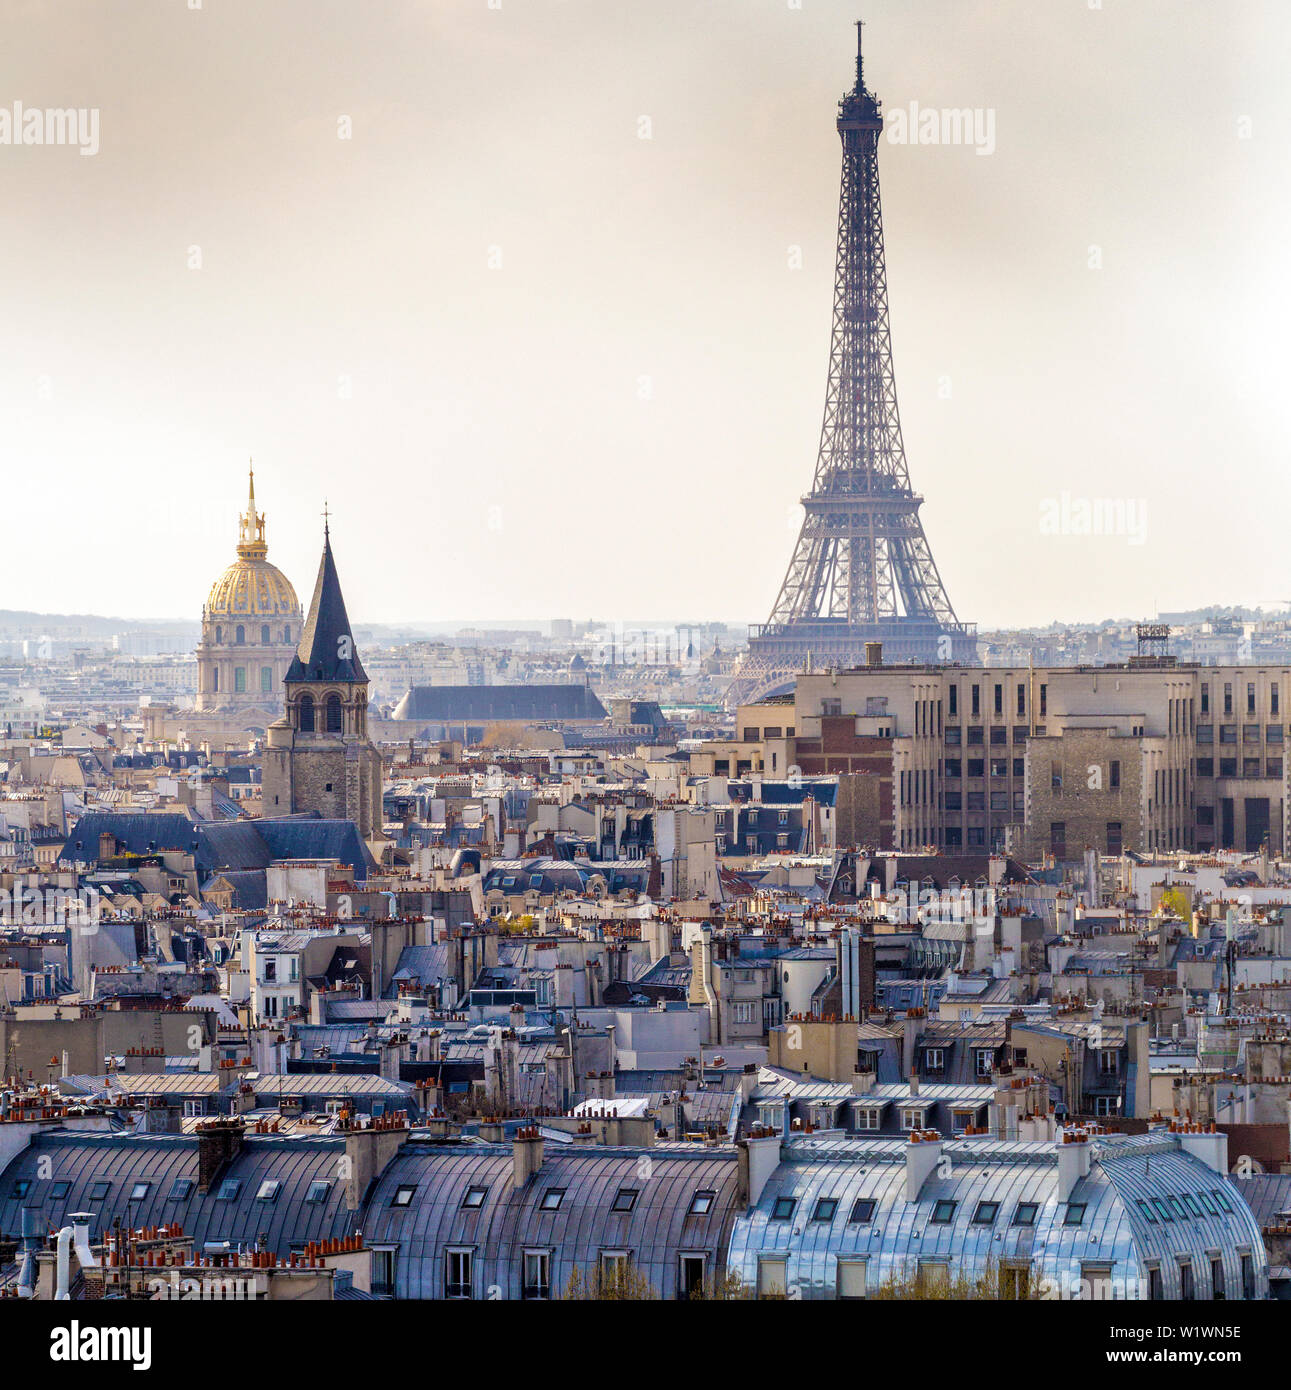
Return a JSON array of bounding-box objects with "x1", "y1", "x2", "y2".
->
[{"x1": 1, "y1": 0, "x2": 1284, "y2": 1363}]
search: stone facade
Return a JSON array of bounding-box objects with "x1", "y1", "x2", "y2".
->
[{"x1": 262, "y1": 525, "x2": 384, "y2": 842}]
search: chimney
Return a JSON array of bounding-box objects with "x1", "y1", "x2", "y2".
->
[
  {"x1": 1056, "y1": 1127, "x2": 1093, "y2": 1202},
  {"x1": 512, "y1": 1125, "x2": 544, "y2": 1188},
  {"x1": 902, "y1": 1012, "x2": 921, "y2": 1077},
  {"x1": 1176, "y1": 1122, "x2": 1228, "y2": 1176},
  {"x1": 343, "y1": 1117, "x2": 408, "y2": 1211},
  {"x1": 739, "y1": 1131, "x2": 782, "y2": 1210},
  {"x1": 905, "y1": 1131, "x2": 943, "y2": 1202},
  {"x1": 196, "y1": 1118, "x2": 245, "y2": 1193}
]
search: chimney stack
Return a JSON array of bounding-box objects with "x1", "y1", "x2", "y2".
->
[
  {"x1": 904, "y1": 1131, "x2": 943, "y2": 1202},
  {"x1": 512, "y1": 1126, "x2": 544, "y2": 1188}
]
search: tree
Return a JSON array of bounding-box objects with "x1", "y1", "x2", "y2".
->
[{"x1": 562, "y1": 1263, "x2": 658, "y2": 1301}]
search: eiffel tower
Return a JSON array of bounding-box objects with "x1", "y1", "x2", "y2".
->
[{"x1": 726, "y1": 24, "x2": 975, "y2": 708}]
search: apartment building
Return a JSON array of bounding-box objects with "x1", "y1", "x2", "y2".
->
[{"x1": 730, "y1": 657, "x2": 1291, "y2": 858}]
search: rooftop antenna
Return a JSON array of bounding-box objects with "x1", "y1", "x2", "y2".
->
[
  {"x1": 322, "y1": 500, "x2": 330, "y2": 538},
  {"x1": 854, "y1": 18, "x2": 865, "y2": 92}
]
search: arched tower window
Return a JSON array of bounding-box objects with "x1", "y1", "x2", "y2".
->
[
  {"x1": 213, "y1": 669, "x2": 219, "y2": 693},
  {"x1": 215, "y1": 626, "x2": 223, "y2": 644},
  {"x1": 283, "y1": 625, "x2": 291, "y2": 643},
  {"x1": 299, "y1": 695, "x2": 315, "y2": 732},
  {"x1": 235, "y1": 625, "x2": 245, "y2": 645},
  {"x1": 325, "y1": 694, "x2": 343, "y2": 733},
  {"x1": 261, "y1": 624, "x2": 270, "y2": 645}
]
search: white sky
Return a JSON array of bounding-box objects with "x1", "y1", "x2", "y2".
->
[{"x1": 1, "y1": 0, "x2": 1287, "y2": 629}]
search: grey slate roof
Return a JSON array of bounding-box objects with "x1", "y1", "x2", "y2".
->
[
  {"x1": 391, "y1": 684, "x2": 608, "y2": 723},
  {"x1": 285, "y1": 529, "x2": 368, "y2": 684}
]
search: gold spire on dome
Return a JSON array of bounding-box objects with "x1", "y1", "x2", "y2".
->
[{"x1": 237, "y1": 458, "x2": 268, "y2": 559}]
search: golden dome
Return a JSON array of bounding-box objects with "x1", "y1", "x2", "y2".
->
[
  {"x1": 204, "y1": 465, "x2": 301, "y2": 620},
  {"x1": 206, "y1": 556, "x2": 300, "y2": 619}
]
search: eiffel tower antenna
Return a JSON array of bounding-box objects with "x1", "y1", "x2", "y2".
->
[{"x1": 727, "y1": 27, "x2": 974, "y2": 707}]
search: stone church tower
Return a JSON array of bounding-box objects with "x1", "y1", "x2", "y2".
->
[{"x1": 263, "y1": 521, "x2": 383, "y2": 839}]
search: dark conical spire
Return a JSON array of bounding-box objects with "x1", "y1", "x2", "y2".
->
[{"x1": 286, "y1": 525, "x2": 368, "y2": 684}]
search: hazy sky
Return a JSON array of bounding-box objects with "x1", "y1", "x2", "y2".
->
[{"x1": 2, "y1": 0, "x2": 1287, "y2": 630}]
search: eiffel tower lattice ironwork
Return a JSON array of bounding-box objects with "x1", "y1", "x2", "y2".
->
[{"x1": 726, "y1": 25, "x2": 975, "y2": 708}]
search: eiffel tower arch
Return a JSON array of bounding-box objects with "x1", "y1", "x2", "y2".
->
[{"x1": 727, "y1": 26, "x2": 975, "y2": 709}]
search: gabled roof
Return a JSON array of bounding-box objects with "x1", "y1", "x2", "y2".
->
[{"x1": 286, "y1": 529, "x2": 367, "y2": 685}]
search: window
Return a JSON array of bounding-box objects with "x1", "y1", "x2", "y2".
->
[
  {"x1": 1167, "y1": 1196, "x2": 1188, "y2": 1220},
  {"x1": 1137, "y1": 1199, "x2": 1157, "y2": 1224},
  {"x1": 931, "y1": 1200, "x2": 957, "y2": 1225},
  {"x1": 1151, "y1": 1198, "x2": 1172, "y2": 1222},
  {"x1": 924, "y1": 1047, "x2": 945, "y2": 1075},
  {"x1": 88, "y1": 1181, "x2": 112, "y2": 1202},
  {"x1": 1201, "y1": 682, "x2": 1209, "y2": 714},
  {"x1": 854, "y1": 1107, "x2": 881, "y2": 1131},
  {"x1": 168, "y1": 1178, "x2": 194, "y2": 1202},
  {"x1": 837, "y1": 1259, "x2": 867, "y2": 1300},
  {"x1": 771, "y1": 1196, "x2": 796, "y2": 1221},
  {"x1": 599, "y1": 1251, "x2": 630, "y2": 1283},
  {"x1": 948, "y1": 686, "x2": 958, "y2": 717},
  {"x1": 1109, "y1": 759, "x2": 1120, "y2": 789},
  {"x1": 298, "y1": 694, "x2": 315, "y2": 732},
  {"x1": 445, "y1": 1248, "x2": 473, "y2": 1299},
  {"x1": 1001, "y1": 1265, "x2": 1031, "y2": 1300},
  {"x1": 611, "y1": 1188, "x2": 638, "y2": 1213},
  {"x1": 993, "y1": 683, "x2": 1002, "y2": 715},
  {"x1": 849, "y1": 1198, "x2": 876, "y2": 1224},
  {"x1": 261, "y1": 666, "x2": 273, "y2": 693},
  {"x1": 461, "y1": 1185, "x2": 488, "y2": 1210},
  {"x1": 1012, "y1": 1203, "x2": 1038, "y2": 1227},
  {"x1": 1211, "y1": 1188, "x2": 1233, "y2": 1214},
  {"x1": 12, "y1": 1179, "x2": 31, "y2": 1199},
  {"x1": 812, "y1": 1198, "x2": 838, "y2": 1223},
  {"x1": 1148, "y1": 1265, "x2": 1164, "y2": 1301},
  {"x1": 49, "y1": 1181, "x2": 70, "y2": 1200},
  {"x1": 1196, "y1": 1191, "x2": 1217, "y2": 1216},
  {"x1": 305, "y1": 1180, "x2": 331, "y2": 1204},
  {"x1": 919, "y1": 1261, "x2": 950, "y2": 1293},
  {"x1": 1082, "y1": 1263, "x2": 1114, "y2": 1301},
  {"x1": 971, "y1": 685, "x2": 980, "y2": 718},
  {"x1": 689, "y1": 1190, "x2": 715, "y2": 1216},
  {"x1": 235, "y1": 625, "x2": 245, "y2": 645},
  {"x1": 234, "y1": 666, "x2": 246, "y2": 693},
  {"x1": 539, "y1": 1188, "x2": 566, "y2": 1212},
  {"x1": 256, "y1": 1180, "x2": 280, "y2": 1202},
  {"x1": 972, "y1": 1201, "x2": 998, "y2": 1225},
  {"x1": 757, "y1": 1255, "x2": 787, "y2": 1298},
  {"x1": 392, "y1": 1185, "x2": 417, "y2": 1207},
  {"x1": 1224, "y1": 683, "x2": 1233, "y2": 715},
  {"x1": 326, "y1": 694, "x2": 343, "y2": 733},
  {"x1": 1179, "y1": 1260, "x2": 1195, "y2": 1301},
  {"x1": 1241, "y1": 1253, "x2": 1254, "y2": 1298},
  {"x1": 129, "y1": 1182, "x2": 151, "y2": 1202},
  {"x1": 1182, "y1": 1194, "x2": 1203, "y2": 1217},
  {"x1": 215, "y1": 1179, "x2": 242, "y2": 1201},
  {"x1": 1212, "y1": 1257, "x2": 1225, "y2": 1300},
  {"x1": 1248, "y1": 682, "x2": 1256, "y2": 714},
  {"x1": 1017, "y1": 683, "x2": 1026, "y2": 716},
  {"x1": 371, "y1": 1248, "x2": 397, "y2": 1297},
  {"x1": 523, "y1": 1250, "x2": 551, "y2": 1300}
]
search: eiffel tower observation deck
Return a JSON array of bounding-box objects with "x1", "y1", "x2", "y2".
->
[{"x1": 726, "y1": 25, "x2": 975, "y2": 708}]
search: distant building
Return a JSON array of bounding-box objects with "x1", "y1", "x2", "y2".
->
[{"x1": 195, "y1": 468, "x2": 302, "y2": 715}]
